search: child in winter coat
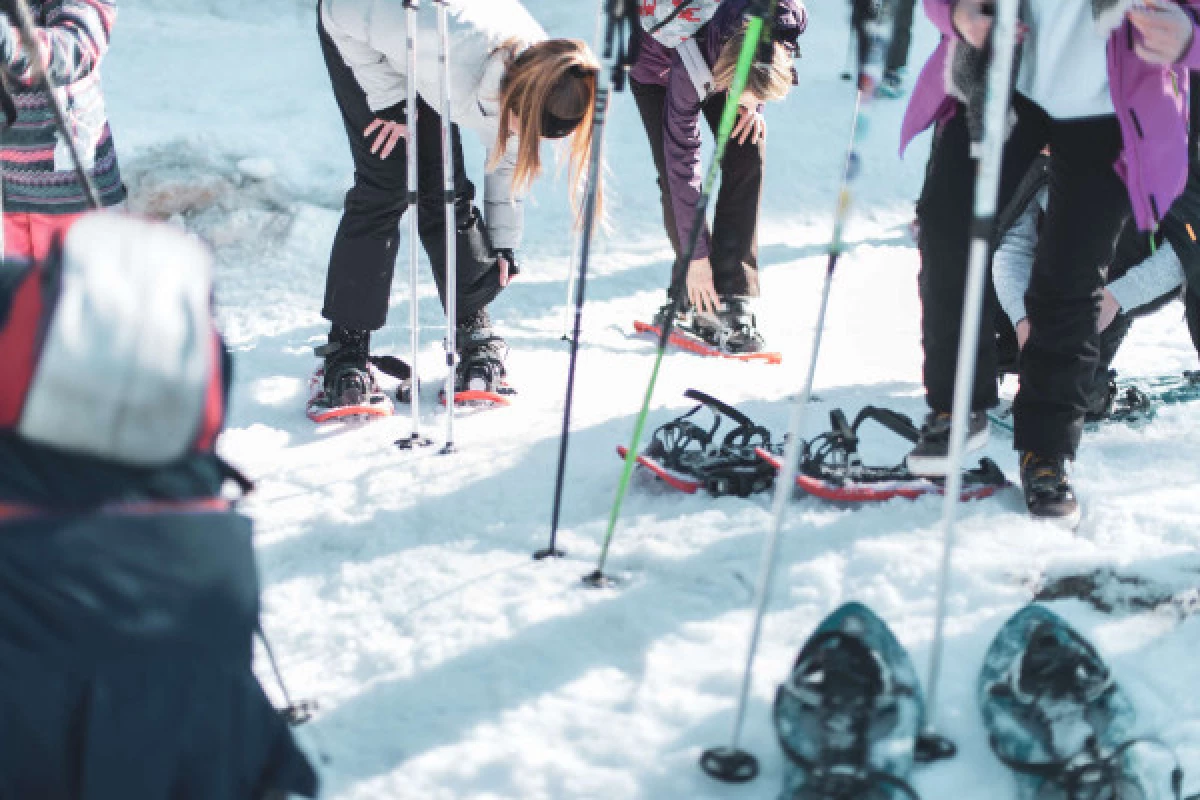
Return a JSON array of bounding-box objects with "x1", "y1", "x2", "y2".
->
[
  {"x1": 0, "y1": 0, "x2": 126, "y2": 260},
  {"x1": 0, "y1": 215, "x2": 317, "y2": 799},
  {"x1": 630, "y1": 0, "x2": 806, "y2": 355},
  {"x1": 900, "y1": 0, "x2": 1200, "y2": 525},
  {"x1": 316, "y1": 0, "x2": 599, "y2": 410}
]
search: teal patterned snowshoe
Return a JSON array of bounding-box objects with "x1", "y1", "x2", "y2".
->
[
  {"x1": 774, "y1": 603, "x2": 925, "y2": 800},
  {"x1": 979, "y1": 605, "x2": 1187, "y2": 800}
]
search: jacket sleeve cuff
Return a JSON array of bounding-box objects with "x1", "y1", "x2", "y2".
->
[
  {"x1": 1177, "y1": 21, "x2": 1200, "y2": 68},
  {"x1": 925, "y1": 0, "x2": 960, "y2": 39}
]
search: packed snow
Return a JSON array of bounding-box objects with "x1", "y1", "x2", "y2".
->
[{"x1": 109, "y1": 0, "x2": 1200, "y2": 797}]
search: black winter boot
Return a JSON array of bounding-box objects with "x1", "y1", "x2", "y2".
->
[
  {"x1": 316, "y1": 325, "x2": 371, "y2": 407},
  {"x1": 455, "y1": 309, "x2": 509, "y2": 394},
  {"x1": 1020, "y1": 452, "x2": 1081, "y2": 528}
]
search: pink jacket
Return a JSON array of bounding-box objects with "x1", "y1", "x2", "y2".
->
[{"x1": 900, "y1": 0, "x2": 1200, "y2": 230}]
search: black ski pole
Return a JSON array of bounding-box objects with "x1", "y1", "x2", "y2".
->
[
  {"x1": 537, "y1": 0, "x2": 639, "y2": 561},
  {"x1": 698, "y1": 0, "x2": 896, "y2": 783},
  {"x1": 923, "y1": 0, "x2": 1021, "y2": 760},
  {"x1": 1, "y1": 0, "x2": 100, "y2": 210},
  {"x1": 584, "y1": 0, "x2": 779, "y2": 589}
]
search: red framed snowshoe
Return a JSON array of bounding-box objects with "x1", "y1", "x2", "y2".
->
[
  {"x1": 633, "y1": 320, "x2": 782, "y2": 365},
  {"x1": 615, "y1": 389, "x2": 777, "y2": 497},
  {"x1": 758, "y1": 406, "x2": 1009, "y2": 503},
  {"x1": 306, "y1": 365, "x2": 395, "y2": 423}
]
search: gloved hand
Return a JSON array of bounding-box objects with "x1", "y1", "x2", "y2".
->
[{"x1": 494, "y1": 248, "x2": 520, "y2": 287}]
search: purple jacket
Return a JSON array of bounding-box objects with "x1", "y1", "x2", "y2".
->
[
  {"x1": 631, "y1": 0, "x2": 807, "y2": 260},
  {"x1": 901, "y1": 0, "x2": 1200, "y2": 231}
]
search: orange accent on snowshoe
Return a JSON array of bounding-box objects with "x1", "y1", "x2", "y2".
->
[
  {"x1": 616, "y1": 445, "x2": 702, "y2": 494},
  {"x1": 438, "y1": 389, "x2": 514, "y2": 408},
  {"x1": 307, "y1": 403, "x2": 394, "y2": 423},
  {"x1": 754, "y1": 447, "x2": 1004, "y2": 503},
  {"x1": 633, "y1": 320, "x2": 782, "y2": 365}
]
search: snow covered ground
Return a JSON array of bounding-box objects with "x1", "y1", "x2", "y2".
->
[{"x1": 110, "y1": 1, "x2": 1200, "y2": 797}]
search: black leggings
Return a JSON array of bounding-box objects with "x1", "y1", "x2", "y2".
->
[
  {"x1": 630, "y1": 77, "x2": 762, "y2": 304},
  {"x1": 318, "y1": 8, "x2": 500, "y2": 332},
  {"x1": 916, "y1": 94, "x2": 1132, "y2": 457}
]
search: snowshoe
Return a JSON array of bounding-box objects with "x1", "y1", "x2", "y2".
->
[
  {"x1": 306, "y1": 326, "x2": 395, "y2": 423},
  {"x1": 615, "y1": 389, "x2": 776, "y2": 497},
  {"x1": 440, "y1": 310, "x2": 516, "y2": 408},
  {"x1": 980, "y1": 605, "x2": 1187, "y2": 800},
  {"x1": 756, "y1": 406, "x2": 1009, "y2": 503},
  {"x1": 990, "y1": 371, "x2": 1200, "y2": 435},
  {"x1": 874, "y1": 67, "x2": 907, "y2": 99},
  {"x1": 693, "y1": 296, "x2": 767, "y2": 355},
  {"x1": 634, "y1": 301, "x2": 782, "y2": 365},
  {"x1": 773, "y1": 603, "x2": 925, "y2": 800}
]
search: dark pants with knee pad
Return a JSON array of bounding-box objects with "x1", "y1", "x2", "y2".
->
[
  {"x1": 630, "y1": 77, "x2": 762, "y2": 305},
  {"x1": 318, "y1": 11, "x2": 501, "y2": 333},
  {"x1": 916, "y1": 94, "x2": 1131, "y2": 458}
]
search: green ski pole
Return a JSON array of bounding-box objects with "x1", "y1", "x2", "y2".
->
[{"x1": 584, "y1": 0, "x2": 779, "y2": 589}]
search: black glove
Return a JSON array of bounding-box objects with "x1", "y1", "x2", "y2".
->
[{"x1": 493, "y1": 248, "x2": 520, "y2": 277}]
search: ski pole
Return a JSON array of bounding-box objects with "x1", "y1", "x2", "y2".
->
[
  {"x1": 584, "y1": 0, "x2": 780, "y2": 589},
  {"x1": 560, "y1": 230, "x2": 581, "y2": 342},
  {"x1": 537, "y1": 0, "x2": 639, "y2": 562},
  {"x1": 2, "y1": 0, "x2": 100, "y2": 210},
  {"x1": 923, "y1": 0, "x2": 1021, "y2": 755},
  {"x1": 434, "y1": 0, "x2": 458, "y2": 455},
  {"x1": 698, "y1": 0, "x2": 893, "y2": 783},
  {"x1": 397, "y1": 0, "x2": 433, "y2": 451}
]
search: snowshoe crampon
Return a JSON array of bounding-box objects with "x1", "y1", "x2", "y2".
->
[
  {"x1": 979, "y1": 605, "x2": 1189, "y2": 800},
  {"x1": 775, "y1": 603, "x2": 925, "y2": 800},
  {"x1": 615, "y1": 389, "x2": 776, "y2": 497},
  {"x1": 758, "y1": 406, "x2": 1009, "y2": 503},
  {"x1": 306, "y1": 364, "x2": 394, "y2": 423},
  {"x1": 633, "y1": 319, "x2": 782, "y2": 365}
]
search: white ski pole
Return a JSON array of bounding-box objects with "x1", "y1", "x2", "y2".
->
[
  {"x1": 435, "y1": 0, "x2": 458, "y2": 454},
  {"x1": 700, "y1": 0, "x2": 894, "y2": 783},
  {"x1": 924, "y1": 0, "x2": 1021, "y2": 739},
  {"x1": 398, "y1": 0, "x2": 432, "y2": 450}
]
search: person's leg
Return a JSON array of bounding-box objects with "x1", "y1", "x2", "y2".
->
[
  {"x1": 702, "y1": 91, "x2": 762, "y2": 301},
  {"x1": 915, "y1": 95, "x2": 1049, "y2": 415},
  {"x1": 630, "y1": 77, "x2": 685, "y2": 301},
  {"x1": 413, "y1": 96, "x2": 502, "y2": 323},
  {"x1": 317, "y1": 15, "x2": 409, "y2": 334},
  {"x1": 886, "y1": 0, "x2": 918, "y2": 73},
  {"x1": 3, "y1": 213, "x2": 35, "y2": 261},
  {"x1": 1015, "y1": 116, "x2": 1130, "y2": 458},
  {"x1": 28, "y1": 213, "x2": 87, "y2": 262}
]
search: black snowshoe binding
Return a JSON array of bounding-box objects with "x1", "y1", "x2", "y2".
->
[
  {"x1": 449, "y1": 310, "x2": 515, "y2": 406},
  {"x1": 307, "y1": 325, "x2": 394, "y2": 422},
  {"x1": 759, "y1": 406, "x2": 1008, "y2": 503},
  {"x1": 692, "y1": 296, "x2": 766, "y2": 355},
  {"x1": 980, "y1": 605, "x2": 1192, "y2": 800},
  {"x1": 622, "y1": 389, "x2": 776, "y2": 497}
]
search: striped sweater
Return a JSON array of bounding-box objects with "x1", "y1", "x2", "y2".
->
[{"x1": 0, "y1": 0, "x2": 125, "y2": 214}]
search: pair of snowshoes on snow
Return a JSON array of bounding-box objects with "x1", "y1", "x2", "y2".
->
[
  {"x1": 306, "y1": 316, "x2": 514, "y2": 423},
  {"x1": 620, "y1": 392, "x2": 1008, "y2": 503},
  {"x1": 772, "y1": 603, "x2": 1193, "y2": 800}
]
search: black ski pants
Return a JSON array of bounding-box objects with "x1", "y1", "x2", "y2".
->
[
  {"x1": 318, "y1": 10, "x2": 501, "y2": 333},
  {"x1": 630, "y1": 77, "x2": 762, "y2": 305},
  {"x1": 886, "y1": 0, "x2": 918, "y2": 73},
  {"x1": 916, "y1": 94, "x2": 1131, "y2": 458}
]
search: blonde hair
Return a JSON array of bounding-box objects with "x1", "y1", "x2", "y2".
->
[
  {"x1": 712, "y1": 24, "x2": 795, "y2": 103},
  {"x1": 489, "y1": 39, "x2": 601, "y2": 225}
]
